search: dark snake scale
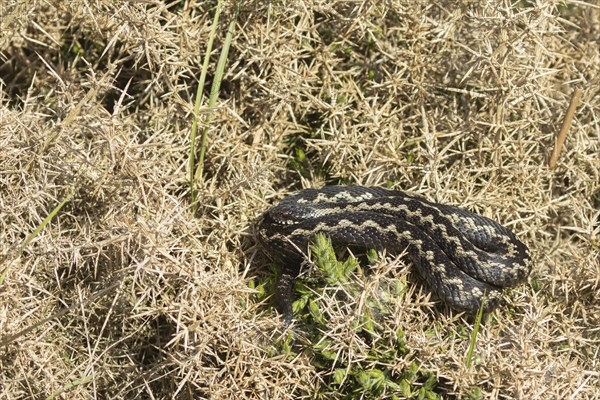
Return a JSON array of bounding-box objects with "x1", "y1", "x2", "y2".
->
[{"x1": 256, "y1": 186, "x2": 532, "y2": 324}]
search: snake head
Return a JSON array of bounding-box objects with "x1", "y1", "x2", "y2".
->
[{"x1": 261, "y1": 203, "x2": 316, "y2": 226}]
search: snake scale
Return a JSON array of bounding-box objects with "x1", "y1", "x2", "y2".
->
[{"x1": 256, "y1": 186, "x2": 531, "y2": 324}]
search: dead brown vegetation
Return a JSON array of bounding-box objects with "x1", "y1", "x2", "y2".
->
[{"x1": 0, "y1": 0, "x2": 598, "y2": 399}]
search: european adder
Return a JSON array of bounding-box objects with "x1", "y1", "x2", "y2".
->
[{"x1": 256, "y1": 186, "x2": 531, "y2": 324}]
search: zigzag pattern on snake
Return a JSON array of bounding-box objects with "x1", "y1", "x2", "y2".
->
[{"x1": 256, "y1": 186, "x2": 531, "y2": 324}]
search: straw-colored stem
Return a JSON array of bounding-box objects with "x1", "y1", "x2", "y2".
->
[{"x1": 549, "y1": 88, "x2": 582, "y2": 169}]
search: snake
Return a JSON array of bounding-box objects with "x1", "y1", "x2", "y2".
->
[{"x1": 256, "y1": 186, "x2": 532, "y2": 324}]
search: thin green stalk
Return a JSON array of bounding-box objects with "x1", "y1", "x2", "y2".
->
[
  {"x1": 193, "y1": 2, "x2": 240, "y2": 198},
  {"x1": 0, "y1": 281, "x2": 119, "y2": 347},
  {"x1": 465, "y1": 294, "x2": 486, "y2": 368},
  {"x1": 46, "y1": 374, "x2": 94, "y2": 400},
  {"x1": 190, "y1": 0, "x2": 223, "y2": 212},
  {"x1": 0, "y1": 194, "x2": 71, "y2": 286}
]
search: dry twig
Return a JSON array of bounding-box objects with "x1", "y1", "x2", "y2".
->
[{"x1": 549, "y1": 88, "x2": 583, "y2": 169}]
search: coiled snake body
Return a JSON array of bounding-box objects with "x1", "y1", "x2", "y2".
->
[{"x1": 256, "y1": 186, "x2": 531, "y2": 323}]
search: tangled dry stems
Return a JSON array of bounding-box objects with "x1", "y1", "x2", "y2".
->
[{"x1": 0, "y1": 0, "x2": 598, "y2": 399}]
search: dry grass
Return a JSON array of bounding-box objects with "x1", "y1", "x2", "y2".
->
[{"x1": 1, "y1": 0, "x2": 598, "y2": 399}]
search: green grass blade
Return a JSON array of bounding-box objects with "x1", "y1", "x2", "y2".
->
[
  {"x1": 46, "y1": 374, "x2": 94, "y2": 400},
  {"x1": 193, "y1": 2, "x2": 240, "y2": 188},
  {"x1": 190, "y1": 0, "x2": 223, "y2": 212},
  {"x1": 0, "y1": 281, "x2": 119, "y2": 347},
  {"x1": 0, "y1": 193, "x2": 71, "y2": 286},
  {"x1": 465, "y1": 294, "x2": 486, "y2": 368}
]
